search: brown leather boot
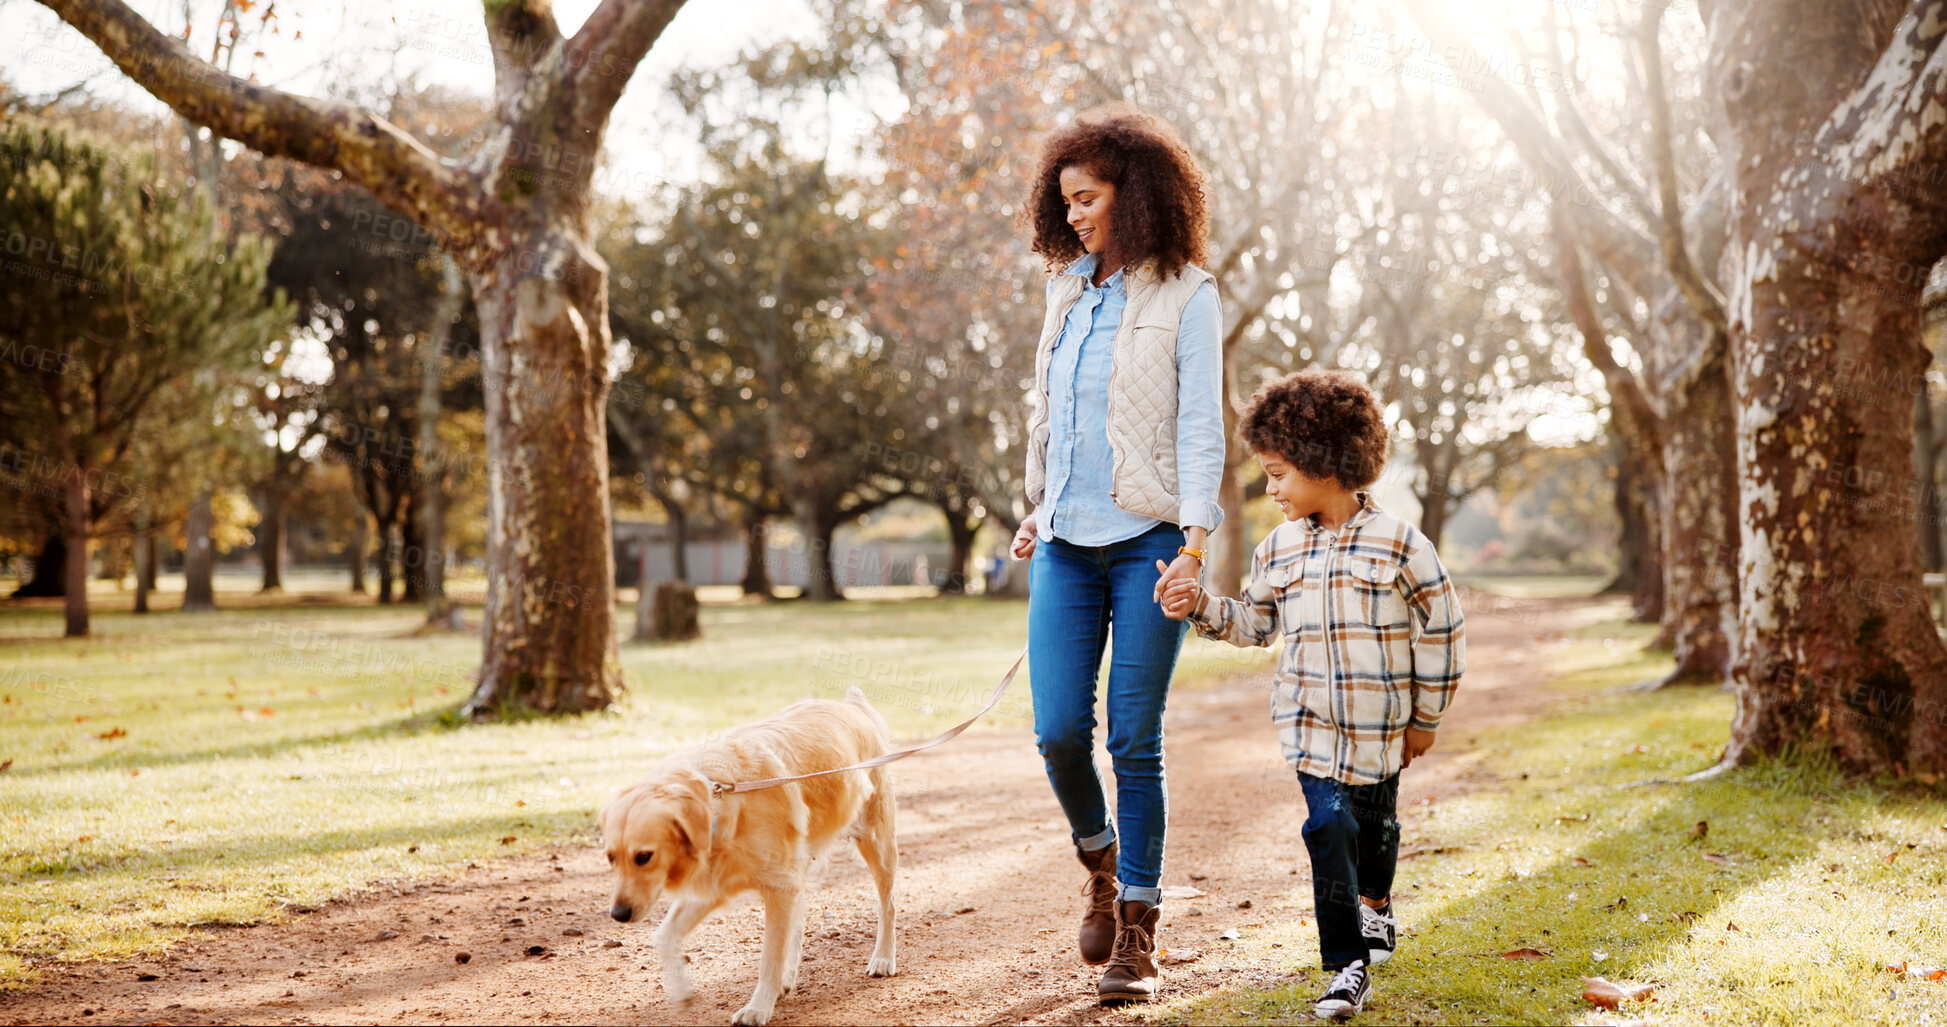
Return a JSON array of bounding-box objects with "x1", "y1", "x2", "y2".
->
[
  {"x1": 1097, "y1": 900, "x2": 1161, "y2": 1003},
  {"x1": 1077, "y1": 842, "x2": 1119, "y2": 965}
]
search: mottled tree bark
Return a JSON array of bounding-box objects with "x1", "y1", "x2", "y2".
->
[
  {"x1": 34, "y1": 0, "x2": 686, "y2": 717},
  {"x1": 1706, "y1": 0, "x2": 1947, "y2": 773}
]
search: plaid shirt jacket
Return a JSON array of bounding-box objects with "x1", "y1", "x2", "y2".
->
[{"x1": 1187, "y1": 494, "x2": 1465, "y2": 785}]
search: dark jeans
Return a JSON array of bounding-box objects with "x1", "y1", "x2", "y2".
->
[
  {"x1": 1298, "y1": 770, "x2": 1401, "y2": 970},
  {"x1": 1027, "y1": 521, "x2": 1188, "y2": 903}
]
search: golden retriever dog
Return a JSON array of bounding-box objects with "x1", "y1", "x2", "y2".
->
[{"x1": 600, "y1": 687, "x2": 898, "y2": 1026}]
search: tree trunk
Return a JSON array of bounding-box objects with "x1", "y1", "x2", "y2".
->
[
  {"x1": 133, "y1": 508, "x2": 152, "y2": 614},
  {"x1": 460, "y1": 241, "x2": 622, "y2": 717},
  {"x1": 666, "y1": 501, "x2": 691, "y2": 583},
  {"x1": 635, "y1": 580, "x2": 700, "y2": 642},
  {"x1": 1710, "y1": 0, "x2": 1947, "y2": 775},
  {"x1": 400, "y1": 504, "x2": 424, "y2": 603},
  {"x1": 798, "y1": 504, "x2": 842, "y2": 602},
  {"x1": 1417, "y1": 487, "x2": 1450, "y2": 550},
  {"x1": 181, "y1": 492, "x2": 216, "y2": 611},
  {"x1": 258, "y1": 490, "x2": 285, "y2": 592},
  {"x1": 62, "y1": 466, "x2": 89, "y2": 638},
  {"x1": 375, "y1": 519, "x2": 397, "y2": 605},
  {"x1": 1656, "y1": 348, "x2": 1739, "y2": 685},
  {"x1": 1604, "y1": 430, "x2": 1665, "y2": 626},
  {"x1": 418, "y1": 253, "x2": 460, "y2": 626},
  {"x1": 349, "y1": 512, "x2": 368, "y2": 594},
  {"x1": 940, "y1": 507, "x2": 978, "y2": 596},
  {"x1": 740, "y1": 512, "x2": 773, "y2": 599},
  {"x1": 12, "y1": 534, "x2": 65, "y2": 597},
  {"x1": 1210, "y1": 453, "x2": 1249, "y2": 599}
]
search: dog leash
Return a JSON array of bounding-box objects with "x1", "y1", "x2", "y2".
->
[{"x1": 709, "y1": 644, "x2": 1028, "y2": 795}]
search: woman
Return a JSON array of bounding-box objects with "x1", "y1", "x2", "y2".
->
[{"x1": 1009, "y1": 105, "x2": 1224, "y2": 1004}]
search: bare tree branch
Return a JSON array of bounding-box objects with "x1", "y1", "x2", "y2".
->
[
  {"x1": 34, "y1": 0, "x2": 481, "y2": 251},
  {"x1": 1637, "y1": 4, "x2": 1730, "y2": 336},
  {"x1": 568, "y1": 0, "x2": 688, "y2": 128}
]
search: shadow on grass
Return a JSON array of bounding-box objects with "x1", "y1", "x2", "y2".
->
[
  {"x1": 1153, "y1": 712, "x2": 1919, "y2": 1025},
  {"x1": 1, "y1": 701, "x2": 492, "y2": 781}
]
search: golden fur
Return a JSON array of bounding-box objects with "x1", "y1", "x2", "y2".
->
[{"x1": 600, "y1": 687, "x2": 897, "y2": 1027}]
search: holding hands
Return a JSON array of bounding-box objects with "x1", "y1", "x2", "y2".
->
[{"x1": 1153, "y1": 558, "x2": 1201, "y2": 620}]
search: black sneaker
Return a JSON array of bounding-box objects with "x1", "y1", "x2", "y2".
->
[
  {"x1": 1360, "y1": 901, "x2": 1397, "y2": 966},
  {"x1": 1313, "y1": 960, "x2": 1371, "y2": 1020}
]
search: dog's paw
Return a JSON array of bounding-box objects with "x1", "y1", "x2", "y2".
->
[
  {"x1": 731, "y1": 1003, "x2": 773, "y2": 1026},
  {"x1": 662, "y1": 973, "x2": 694, "y2": 1006},
  {"x1": 867, "y1": 955, "x2": 897, "y2": 977}
]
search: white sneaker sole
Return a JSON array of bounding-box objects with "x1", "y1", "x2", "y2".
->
[
  {"x1": 1314, "y1": 999, "x2": 1363, "y2": 1020},
  {"x1": 1367, "y1": 946, "x2": 1393, "y2": 966}
]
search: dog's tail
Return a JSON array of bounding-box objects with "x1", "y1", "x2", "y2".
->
[{"x1": 845, "y1": 685, "x2": 870, "y2": 706}]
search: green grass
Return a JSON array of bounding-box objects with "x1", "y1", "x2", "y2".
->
[
  {"x1": 0, "y1": 585, "x2": 1267, "y2": 984},
  {"x1": 1149, "y1": 620, "x2": 1947, "y2": 1027}
]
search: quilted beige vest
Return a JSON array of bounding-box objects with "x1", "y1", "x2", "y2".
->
[{"x1": 1025, "y1": 261, "x2": 1216, "y2": 524}]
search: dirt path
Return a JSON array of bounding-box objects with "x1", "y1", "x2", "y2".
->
[{"x1": 2, "y1": 595, "x2": 1621, "y2": 1026}]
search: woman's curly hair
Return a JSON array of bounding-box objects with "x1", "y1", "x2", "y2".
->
[
  {"x1": 1240, "y1": 369, "x2": 1391, "y2": 490},
  {"x1": 1026, "y1": 104, "x2": 1210, "y2": 279}
]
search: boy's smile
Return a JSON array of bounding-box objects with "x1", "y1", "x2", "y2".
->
[{"x1": 1257, "y1": 450, "x2": 1365, "y2": 531}]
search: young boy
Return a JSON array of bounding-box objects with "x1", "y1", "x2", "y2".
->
[{"x1": 1155, "y1": 368, "x2": 1465, "y2": 1020}]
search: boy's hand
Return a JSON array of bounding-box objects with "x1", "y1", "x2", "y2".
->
[
  {"x1": 1153, "y1": 559, "x2": 1201, "y2": 620},
  {"x1": 1402, "y1": 726, "x2": 1436, "y2": 767}
]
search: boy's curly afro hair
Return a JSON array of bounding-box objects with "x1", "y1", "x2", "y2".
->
[
  {"x1": 1240, "y1": 369, "x2": 1391, "y2": 490},
  {"x1": 1026, "y1": 104, "x2": 1210, "y2": 279}
]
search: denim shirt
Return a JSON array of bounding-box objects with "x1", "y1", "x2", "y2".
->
[{"x1": 1037, "y1": 253, "x2": 1226, "y2": 546}]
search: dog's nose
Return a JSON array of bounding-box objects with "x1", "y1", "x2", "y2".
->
[{"x1": 610, "y1": 903, "x2": 633, "y2": 923}]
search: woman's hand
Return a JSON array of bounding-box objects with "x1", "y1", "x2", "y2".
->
[
  {"x1": 1010, "y1": 515, "x2": 1039, "y2": 560},
  {"x1": 1152, "y1": 555, "x2": 1202, "y2": 618},
  {"x1": 1155, "y1": 562, "x2": 1201, "y2": 620}
]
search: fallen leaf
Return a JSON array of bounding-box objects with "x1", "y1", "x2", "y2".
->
[
  {"x1": 1883, "y1": 850, "x2": 1900, "y2": 866},
  {"x1": 1703, "y1": 852, "x2": 1731, "y2": 866},
  {"x1": 1161, "y1": 885, "x2": 1206, "y2": 900},
  {"x1": 1501, "y1": 947, "x2": 1551, "y2": 960},
  {"x1": 97, "y1": 727, "x2": 126, "y2": 740},
  {"x1": 1627, "y1": 744, "x2": 1650, "y2": 754},
  {"x1": 1219, "y1": 928, "x2": 1241, "y2": 941},
  {"x1": 0, "y1": 759, "x2": 12, "y2": 773},
  {"x1": 1570, "y1": 857, "x2": 1593, "y2": 868},
  {"x1": 1159, "y1": 947, "x2": 1202, "y2": 965},
  {"x1": 1726, "y1": 921, "x2": 1740, "y2": 932},
  {"x1": 1582, "y1": 976, "x2": 1657, "y2": 1009},
  {"x1": 1690, "y1": 820, "x2": 1709, "y2": 840},
  {"x1": 1605, "y1": 896, "x2": 1629, "y2": 911},
  {"x1": 500, "y1": 835, "x2": 517, "y2": 845}
]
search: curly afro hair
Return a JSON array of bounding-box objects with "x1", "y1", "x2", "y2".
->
[
  {"x1": 1026, "y1": 104, "x2": 1210, "y2": 279},
  {"x1": 1240, "y1": 369, "x2": 1391, "y2": 490}
]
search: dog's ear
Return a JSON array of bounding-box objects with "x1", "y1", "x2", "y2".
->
[{"x1": 670, "y1": 773, "x2": 714, "y2": 863}]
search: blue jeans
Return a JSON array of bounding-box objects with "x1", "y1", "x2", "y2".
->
[
  {"x1": 1298, "y1": 771, "x2": 1401, "y2": 970},
  {"x1": 1028, "y1": 522, "x2": 1188, "y2": 905}
]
